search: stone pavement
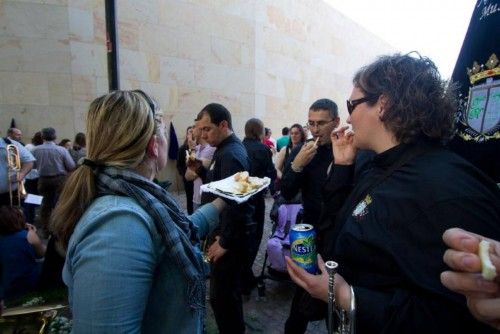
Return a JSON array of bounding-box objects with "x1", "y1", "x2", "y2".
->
[{"x1": 171, "y1": 190, "x2": 328, "y2": 334}]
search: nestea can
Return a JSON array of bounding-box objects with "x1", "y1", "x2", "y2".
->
[{"x1": 290, "y1": 224, "x2": 317, "y2": 274}]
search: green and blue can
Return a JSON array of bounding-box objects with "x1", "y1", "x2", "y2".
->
[{"x1": 290, "y1": 224, "x2": 317, "y2": 274}]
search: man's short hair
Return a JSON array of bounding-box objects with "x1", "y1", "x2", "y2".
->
[
  {"x1": 309, "y1": 98, "x2": 338, "y2": 119},
  {"x1": 197, "y1": 103, "x2": 233, "y2": 130},
  {"x1": 282, "y1": 127, "x2": 289, "y2": 136},
  {"x1": 7, "y1": 128, "x2": 20, "y2": 137},
  {"x1": 41, "y1": 127, "x2": 56, "y2": 141}
]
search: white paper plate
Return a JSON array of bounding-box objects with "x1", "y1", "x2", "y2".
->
[{"x1": 200, "y1": 174, "x2": 271, "y2": 204}]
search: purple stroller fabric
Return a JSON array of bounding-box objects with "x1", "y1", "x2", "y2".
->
[{"x1": 266, "y1": 204, "x2": 303, "y2": 273}]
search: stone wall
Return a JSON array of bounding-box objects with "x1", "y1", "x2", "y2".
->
[{"x1": 0, "y1": 0, "x2": 394, "y2": 186}]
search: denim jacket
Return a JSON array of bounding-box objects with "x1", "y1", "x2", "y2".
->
[{"x1": 64, "y1": 195, "x2": 219, "y2": 333}]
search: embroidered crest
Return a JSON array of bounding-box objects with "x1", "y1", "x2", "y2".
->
[
  {"x1": 456, "y1": 53, "x2": 500, "y2": 142},
  {"x1": 352, "y1": 194, "x2": 373, "y2": 221}
]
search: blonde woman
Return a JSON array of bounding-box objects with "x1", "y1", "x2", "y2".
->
[{"x1": 51, "y1": 90, "x2": 225, "y2": 333}]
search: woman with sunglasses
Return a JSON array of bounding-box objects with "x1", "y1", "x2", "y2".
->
[
  {"x1": 51, "y1": 90, "x2": 225, "y2": 333},
  {"x1": 286, "y1": 53, "x2": 500, "y2": 333}
]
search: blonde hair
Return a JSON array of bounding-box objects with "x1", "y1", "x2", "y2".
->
[{"x1": 51, "y1": 90, "x2": 159, "y2": 248}]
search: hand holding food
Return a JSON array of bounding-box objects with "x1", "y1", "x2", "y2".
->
[
  {"x1": 330, "y1": 126, "x2": 356, "y2": 165},
  {"x1": 479, "y1": 240, "x2": 498, "y2": 280},
  {"x1": 185, "y1": 149, "x2": 196, "y2": 163},
  {"x1": 292, "y1": 138, "x2": 318, "y2": 171},
  {"x1": 186, "y1": 149, "x2": 202, "y2": 171},
  {"x1": 441, "y1": 228, "x2": 500, "y2": 329}
]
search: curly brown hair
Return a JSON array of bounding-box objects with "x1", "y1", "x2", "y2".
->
[{"x1": 353, "y1": 53, "x2": 458, "y2": 144}]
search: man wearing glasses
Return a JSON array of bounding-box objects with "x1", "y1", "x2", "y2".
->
[{"x1": 281, "y1": 98, "x2": 339, "y2": 334}]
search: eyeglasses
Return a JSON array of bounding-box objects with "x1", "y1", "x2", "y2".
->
[
  {"x1": 306, "y1": 119, "x2": 334, "y2": 130},
  {"x1": 346, "y1": 95, "x2": 379, "y2": 115}
]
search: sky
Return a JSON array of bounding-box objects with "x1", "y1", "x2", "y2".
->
[{"x1": 326, "y1": 0, "x2": 477, "y2": 79}]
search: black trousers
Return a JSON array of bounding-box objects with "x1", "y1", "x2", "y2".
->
[
  {"x1": 183, "y1": 180, "x2": 194, "y2": 215},
  {"x1": 242, "y1": 194, "x2": 265, "y2": 293},
  {"x1": 0, "y1": 190, "x2": 19, "y2": 207},
  {"x1": 285, "y1": 287, "x2": 311, "y2": 334},
  {"x1": 38, "y1": 175, "x2": 66, "y2": 231},
  {"x1": 22, "y1": 178, "x2": 38, "y2": 223},
  {"x1": 285, "y1": 286, "x2": 327, "y2": 334},
  {"x1": 210, "y1": 250, "x2": 245, "y2": 334}
]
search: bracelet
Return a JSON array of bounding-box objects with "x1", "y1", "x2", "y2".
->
[{"x1": 291, "y1": 161, "x2": 303, "y2": 173}]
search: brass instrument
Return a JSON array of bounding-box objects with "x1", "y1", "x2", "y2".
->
[
  {"x1": 325, "y1": 260, "x2": 338, "y2": 334},
  {"x1": 1, "y1": 303, "x2": 68, "y2": 334},
  {"x1": 6, "y1": 144, "x2": 27, "y2": 207},
  {"x1": 325, "y1": 260, "x2": 356, "y2": 334}
]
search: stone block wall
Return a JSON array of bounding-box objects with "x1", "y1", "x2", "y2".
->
[{"x1": 0, "y1": 0, "x2": 394, "y2": 186}]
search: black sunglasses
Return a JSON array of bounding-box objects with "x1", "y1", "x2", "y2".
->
[{"x1": 346, "y1": 95, "x2": 379, "y2": 115}]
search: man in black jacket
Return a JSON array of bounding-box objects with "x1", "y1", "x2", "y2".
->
[
  {"x1": 281, "y1": 98, "x2": 339, "y2": 334},
  {"x1": 242, "y1": 118, "x2": 276, "y2": 295},
  {"x1": 199, "y1": 103, "x2": 254, "y2": 334}
]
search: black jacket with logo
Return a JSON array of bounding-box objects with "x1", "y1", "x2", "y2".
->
[{"x1": 323, "y1": 143, "x2": 500, "y2": 334}]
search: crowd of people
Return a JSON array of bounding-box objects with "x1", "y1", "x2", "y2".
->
[
  {"x1": 0, "y1": 52, "x2": 499, "y2": 334},
  {"x1": 0, "y1": 127, "x2": 88, "y2": 305}
]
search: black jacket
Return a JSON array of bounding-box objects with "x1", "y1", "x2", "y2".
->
[
  {"x1": 201, "y1": 134, "x2": 254, "y2": 250},
  {"x1": 242, "y1": 138, "x2": 276, "y2": 180},
  {"x1": 281, "y1": 143, "x2": 333, "y2": 226},
  {"x1": 323, "y1": 143, "x2": 500, "y2": 334}
]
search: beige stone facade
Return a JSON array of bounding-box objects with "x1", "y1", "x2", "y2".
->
[{"x1": 0, "y1": 0, "x2": 393, "y2": 185}]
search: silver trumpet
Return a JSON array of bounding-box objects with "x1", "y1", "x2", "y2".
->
[
  {"x1": 325, "y1": 261, "x2": 355, "y2": 334},
  {"x1": 6, "y1": 144, "x2": 27, "y2": 207}
]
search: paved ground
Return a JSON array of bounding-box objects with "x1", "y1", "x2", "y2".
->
[{"x1": 171, "y1": 190, "x2": 328, "y2": 334}]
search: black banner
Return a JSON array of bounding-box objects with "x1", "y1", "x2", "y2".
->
[{"x1": 449, "y1": 0, "x2": 500, "y2": 182}]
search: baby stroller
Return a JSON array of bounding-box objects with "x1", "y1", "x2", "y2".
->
[{"x1": 256, "y1": 195, "x2": 303, "y2": 299}]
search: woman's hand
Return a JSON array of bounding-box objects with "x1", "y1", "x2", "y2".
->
[
  {"x1": 286, "y1": 254, "x2": 352, "y2": 310},
  {"x1": 207, "y1": 236, "x2": 227, "y2": 263},
  {"x1": 26, "y1": 223, "x2": 38, "y2": 243},
  {"x1": 26, "y1": 223, "x2": 46, "y2": 258},
  {"x1": 330, "y1": 126, "x2": 356, "y2": 165},
  {"x1": 187, "y1": 132, "x2": 197, "y2": 150},
  {"x1": 441, "y1": 228, "x2": 500, "y2": 329}
]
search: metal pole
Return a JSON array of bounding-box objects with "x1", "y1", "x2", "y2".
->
[{"x1": 105, "y1": 0, "x2": 119, "y2": 91}]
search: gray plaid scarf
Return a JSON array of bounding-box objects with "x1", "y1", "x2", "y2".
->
[{"x1": 95, "y1": 166, "x2": 205, "y2": 313}]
